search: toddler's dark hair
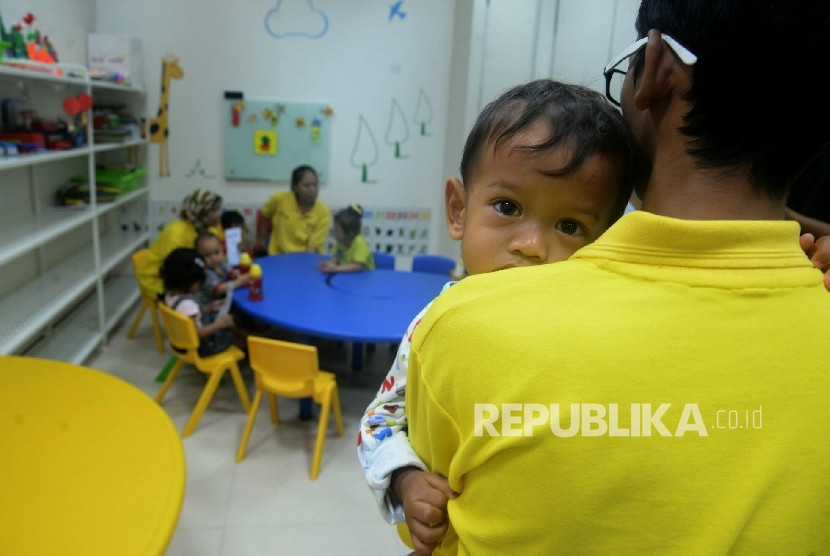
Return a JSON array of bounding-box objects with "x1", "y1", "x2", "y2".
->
[
  {"x1": 220, "y1": 209, "x2": 245, "y2": 230},
  {"x1": 335, "y1": 204, "x2": 364, "y2": 236},
  {"x1": 460, "y1": 79, "x2": 633, "y2": 221},
  {"x1": 161, "y1": 248, "x2": 206, "y2": 292}
]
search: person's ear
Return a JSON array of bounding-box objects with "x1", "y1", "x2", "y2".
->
[
  {"x1": 445, "y1": 177, "x2": 466, "y2": 241},
  {"x1": 633, "y1": 29, "x2": 691, "y2": 111}
]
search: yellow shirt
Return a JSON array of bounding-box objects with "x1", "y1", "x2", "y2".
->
[
  {"x1": 261, "y1": 191, "x2": 330, "y2": 255},
  {"x1": 333, "y1": 234, "x2": 375, "y2": 269},
  {"x1": 137, "y1": 219, "x2": 197, "y2": 297},
  {"x1": 408, "y1": 211, "x2": 830, "y2": 554}
]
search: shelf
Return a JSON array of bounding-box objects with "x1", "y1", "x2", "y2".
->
[
  {"x1": 90, "y1": 80, "x2": 146, "y2": 95},
  {"x1": 0, "y1": 58, "x2": 148, "y2": 363},
  {"x1": 103, "y1": 276, "x2": 141, "y2": 332},
  {"x1": 25, "y1": 290, "x2": 103, "y2": 364},
  {"x1": 96, "y1": 187, "x2": 149, "y2": 218},
  {"x1": 99, "y1": 229, "x2": 149, "y2": 273},
  {"x1": 0, "y1": 206, "x2": 94, "y2": 266},
  {"x1": 0, "y1": 147, "x2": 91, "y2": 170},
  {"x1": 0, "y1": 245, "x2": 98, "y2": 354},
  {"x1": 0, "y1": 60, "x2": 88, "y2": 85},
  {"x1": 92, "y1": 138, "x2": 148, "y2": 153}
]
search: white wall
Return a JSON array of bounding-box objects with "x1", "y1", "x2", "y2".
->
[
  {"x1": 94, "y1": 0, "x2": 457, "y2": 255},
  {"x1": 1, "y1": 0, "x2": 638, "y2": 257},
  {"x1": 434, "y1": 0, "x2": 638, "y2": 257}
]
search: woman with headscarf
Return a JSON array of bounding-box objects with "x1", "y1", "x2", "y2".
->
[{"x1": 137, "y1": 188, "x2": 223, "y2": 298}]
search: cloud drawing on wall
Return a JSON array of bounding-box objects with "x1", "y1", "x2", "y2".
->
[{"x1": 265, "y1": 0, "x2": 329, "y2": 39}]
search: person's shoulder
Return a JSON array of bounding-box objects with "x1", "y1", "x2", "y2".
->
[{"x1": 419, "y1": 265, "x2": 570, "y2": 329}]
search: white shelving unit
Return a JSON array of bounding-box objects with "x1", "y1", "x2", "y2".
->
[{"x1": 0, "y1": 60, "x2": 149, "y2": 364}]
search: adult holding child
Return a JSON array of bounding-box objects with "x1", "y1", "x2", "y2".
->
[
  {"x1": 137, "y1": 188, "x2": 223, "y2": 299},
  {"x1": 254, "y1": 164, "x2": 331, "y2": 255},
  {"x1": 404, "y1": 0, "x2": 830, "y2": 552}
]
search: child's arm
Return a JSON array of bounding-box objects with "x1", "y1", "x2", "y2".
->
[
  {"x1": 318, "y1": 260, "x2": 366, "y2": 273},
  {"x1": 211, "y1": 272, "x2": 251, "y2": 296},
  {"x1": 195, "y1": 313, "x2": 234, "y2": 338},
  {"x1": 358, "y1": 301, "x2": 457, "y2": 527}
]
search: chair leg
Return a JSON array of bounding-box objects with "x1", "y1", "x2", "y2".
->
[
  {"x1": 126, "y1": 303, "x2": 147, "y2": 339},
  {"x1": 181, "y1": 369, "x2": 225, "y2": 437},
  {"x1": 311, "y1": 390, "x2": 332, "y2": 480},
  {"x1": 331, "y1": 384, "x2": 344, "y2": 436},
  {"x1": 268, "y1": 393, "x2": 279, "y2": 424},
  {"x1": 149, "y1": 303, "x2": 165, "y2": 353},
  {"x1": 236, "y1": 389, "x2": 263, "y2": 462},
  {"x1": 155, "y1": 359, "x2": 183, "y2": 403},
  {"x1": 228, "y1": 362, "x2": 251, "y2": 412}
]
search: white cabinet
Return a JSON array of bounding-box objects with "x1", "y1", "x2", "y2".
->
[{"x1": 0, "y1": 60, "x2": 149, "y2": 364}]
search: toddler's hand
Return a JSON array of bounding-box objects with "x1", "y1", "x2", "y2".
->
[
  {"x1": 216, "y1": 313, "x2": 234, "y2": 329},
  {"x1": 317, "y1": 260, "x2": 336, "y2": 273},
  {"x1": 799, "y1": 233, "x2": 830, "y2": 290},
  {"x1": 394, "y1": 468, "x2": 458, "y2": 554},
  {"x1": 235, "y1": 274, "x2": 251, "y2": 288}
]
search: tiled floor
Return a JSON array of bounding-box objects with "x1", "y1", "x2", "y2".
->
[{"x1": 87, "y1": 315, "x2": 411, "y2": 555}]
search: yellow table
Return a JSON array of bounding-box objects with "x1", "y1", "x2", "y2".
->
[{"x1": 0, "y1": 356, "x2": 186, "y2": 555}]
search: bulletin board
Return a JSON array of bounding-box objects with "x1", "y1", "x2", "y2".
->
[{"x1": 224, "y1": 92, "x2": 332, "y2": 181}]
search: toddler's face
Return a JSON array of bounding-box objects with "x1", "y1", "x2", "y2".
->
[
  {"x1": 197, "y1": 237, "x2": 225, "y2": 269},
  {"x1": 448, "y1": 120, "x2": 622, "y2": 275}
]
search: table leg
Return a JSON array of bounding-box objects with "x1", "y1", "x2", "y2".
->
[{"x1": 352, "y1": 342, "x2": 364, "y2": 370}]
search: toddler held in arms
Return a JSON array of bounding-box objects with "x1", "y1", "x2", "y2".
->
[{"x1": 357, "y1": 79, "x2": 634, "y2": 553}]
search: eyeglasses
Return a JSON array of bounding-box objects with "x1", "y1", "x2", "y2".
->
[{"x1": 603, "y1": 34, "x2": 697, "y2": 107}]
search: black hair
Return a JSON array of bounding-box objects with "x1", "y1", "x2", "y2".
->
[
  {"x1": 634, "y1": 0, "x2": 830, "y2": 198},
  {"x1": 220, "y1": 209, "x2": 245, "y2": 230},
  {"x1": 291, "y1": 165, "x2": 318, "y2": 186},
  {"x1": 334, "y1": 204, "x2": 364, "y2": 237},
  {"x1": 161, "y1": 248, "x2": 206, "y2": 293},
  {"x1": 460, "y1": 79, "x2": 633, "y2": 221}
]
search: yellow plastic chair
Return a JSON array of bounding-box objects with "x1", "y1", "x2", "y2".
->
[
  {"x1": 156, "y1": 303, "x2": 251, "y2": 437},
  {"x1": 126, "y1": 249, "x2": 165, "y2": 353},
  {"x1": 236, "y1": 337, "x2": 344, "y2": 480}
]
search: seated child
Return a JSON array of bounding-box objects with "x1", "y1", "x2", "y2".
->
[
  {"x1": 357, "y1": 79, "x2": 634, "y2": 553},
  {"x1": 160, "y1": 247, "x2": 237, "y2": 356},
  {"x1": 317, "y1": 204, "x2": 375, "y2": 273},
  {"x1": 194, "y1": 232, "x2": 250, "y2": 308}
]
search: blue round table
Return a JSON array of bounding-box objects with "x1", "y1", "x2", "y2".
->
[
  {"x1": 233, "y1": 252, "x2": 449, "y2": 344},
  {"x1": 233, "y1": 253, "x2": 449, "y2": 417}
]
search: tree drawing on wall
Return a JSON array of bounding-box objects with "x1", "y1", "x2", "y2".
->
[
  {"x1": 385, "y1": 99, "x2": 410, "y2": 159},
  {"x1": 413, "y1": 87, "x2": 434, "y2": 136},
  {"x1": 350, "y1": 115, "x2": 379, "y2": 183}
]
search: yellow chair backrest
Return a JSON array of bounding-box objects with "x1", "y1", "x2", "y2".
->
[
  {"x1": 158, "y1": 303, "x2": 201, "y2": 360},
  {"x1": 248, "y1": 337, "x2": 319, "y2": 398},
  {"x1": 131, "y1": 249, "x2": 156, "y2": 300}
]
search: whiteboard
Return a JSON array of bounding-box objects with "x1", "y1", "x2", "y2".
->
[{"x1": 224, "y1": 95, "x2": 331, "y2": 181}]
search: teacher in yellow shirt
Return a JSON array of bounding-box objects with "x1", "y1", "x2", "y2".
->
[{"x1": 255, "y1": 164, "x2": 331, "y2": 255}]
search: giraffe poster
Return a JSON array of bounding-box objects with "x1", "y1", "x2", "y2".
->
[
  {"x1": 149, "y1": 54, "x2": 183, "y2": 177},
  {"x1": 224, "y1": 94, "x2": 332, "y2": 182}
]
